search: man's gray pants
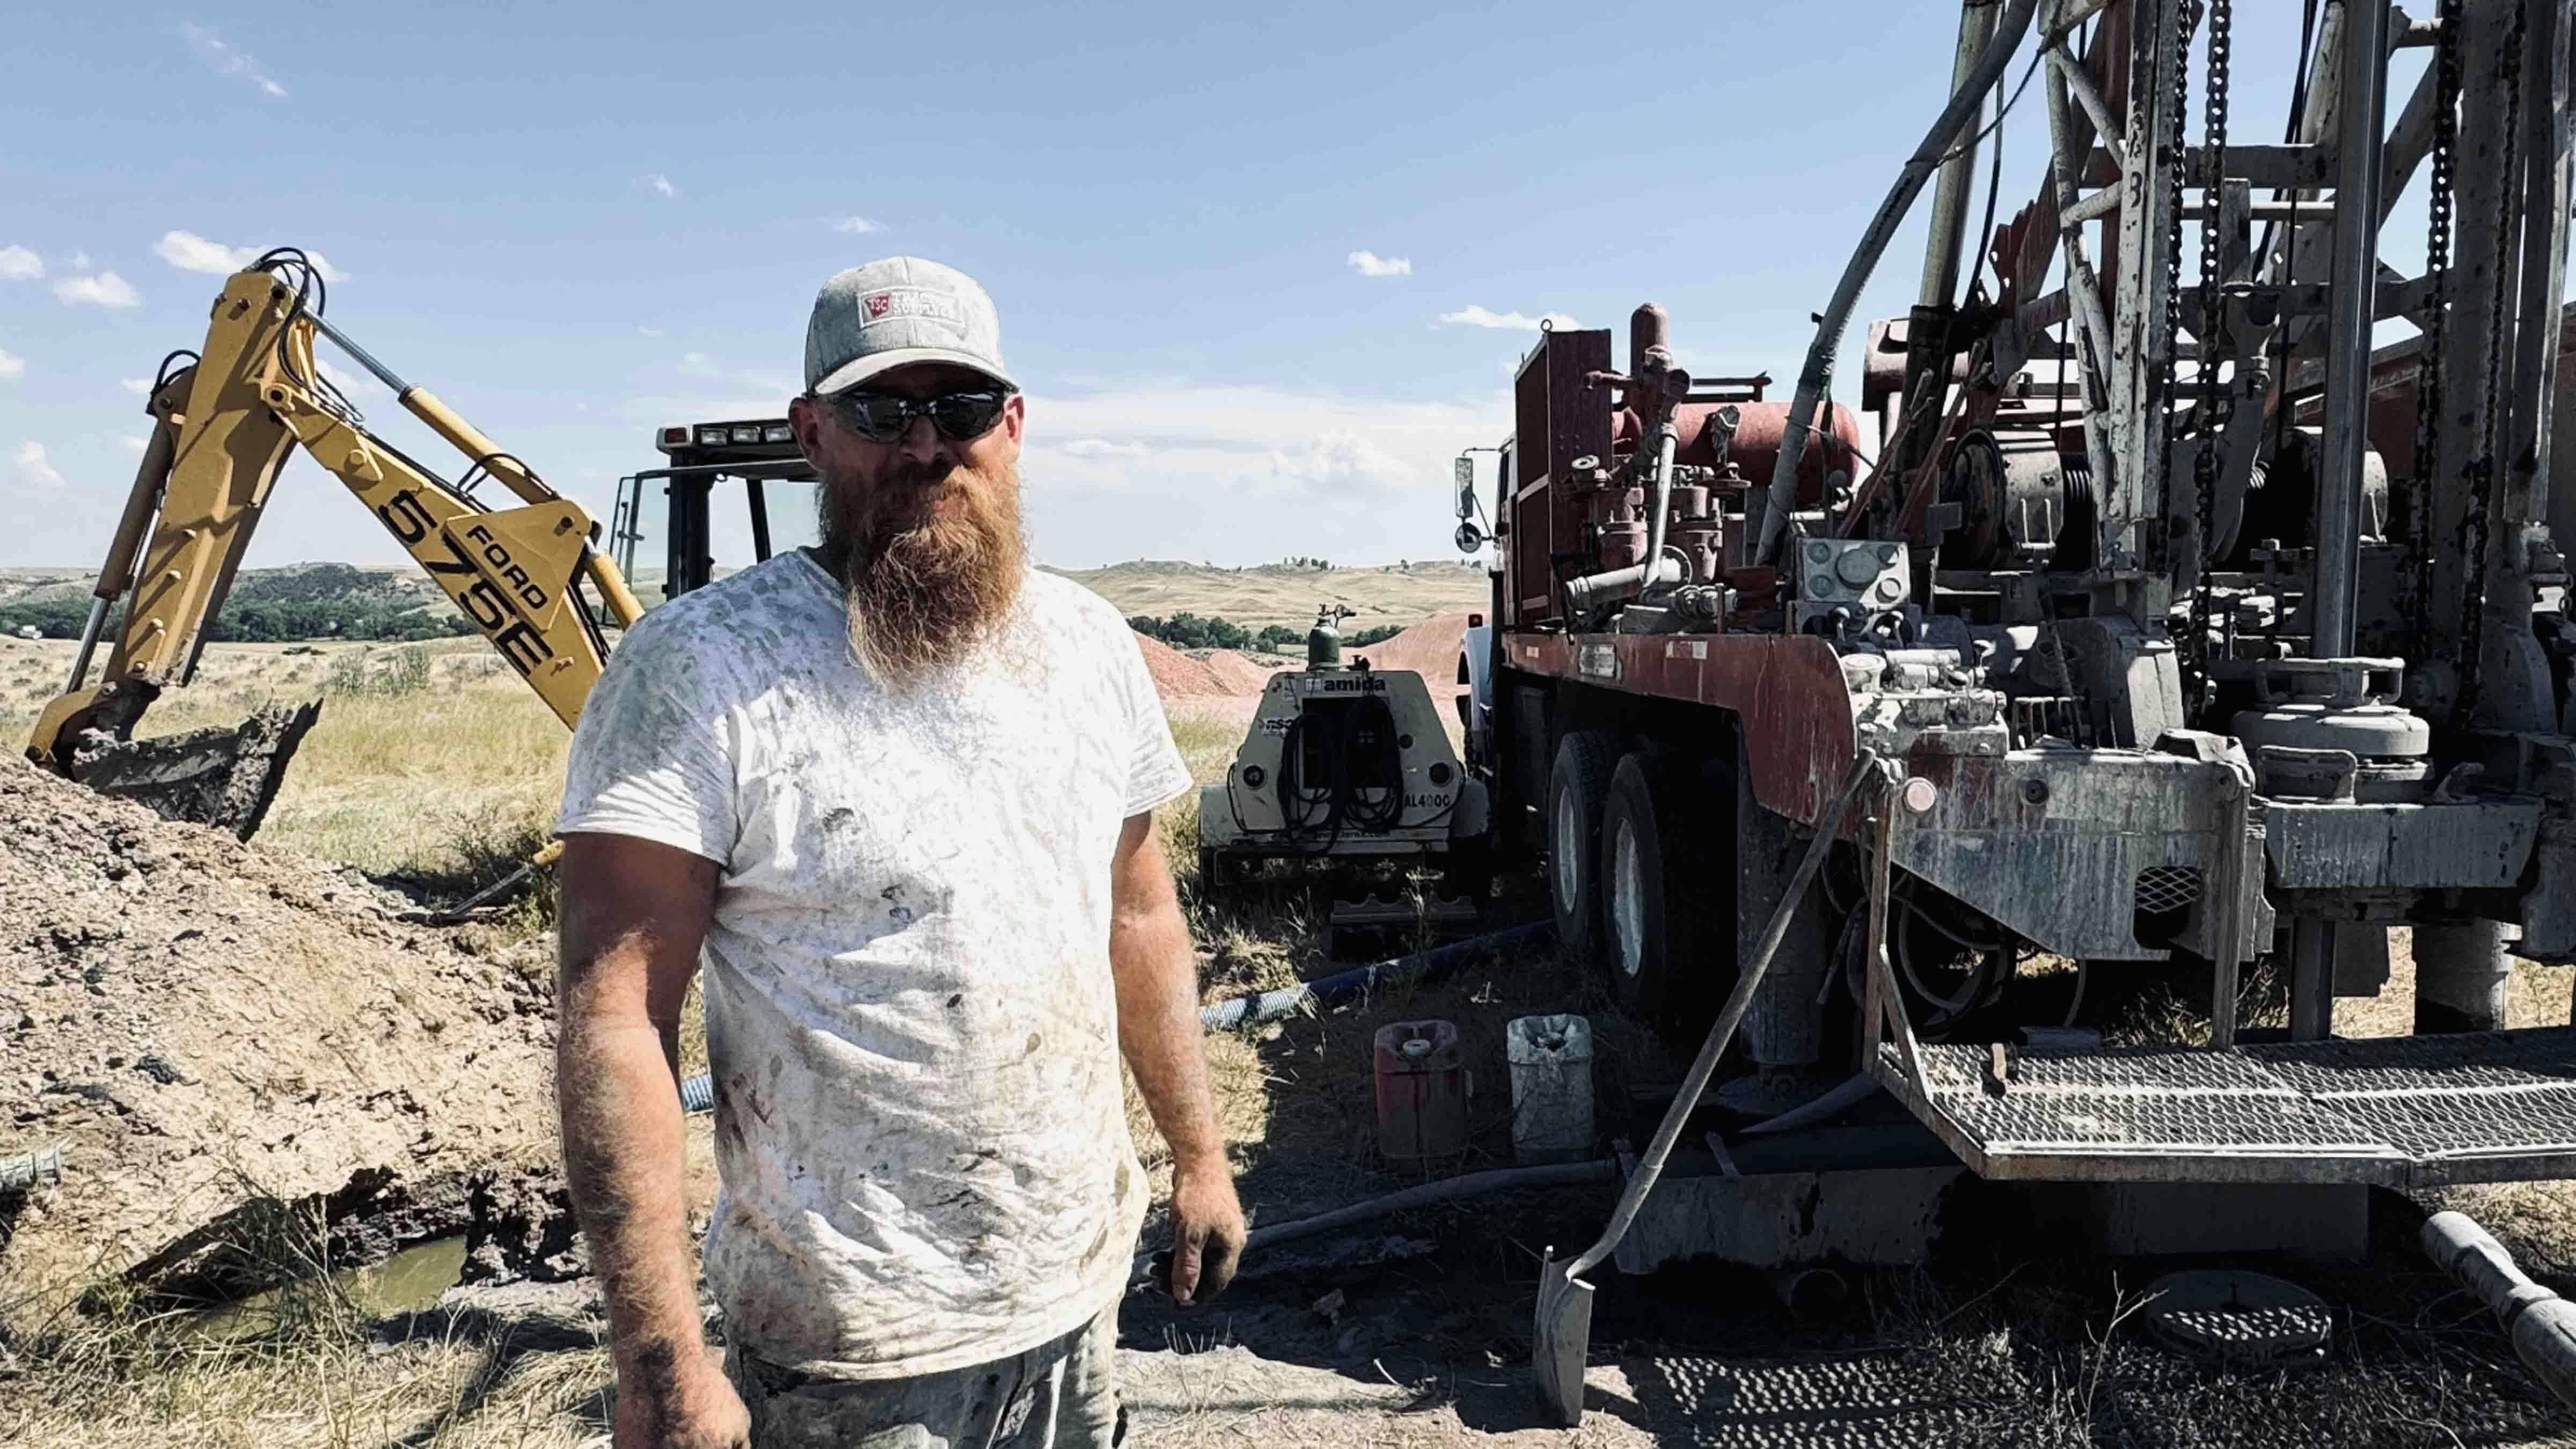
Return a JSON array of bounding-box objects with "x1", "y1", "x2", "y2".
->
[{"x1": 727, "y1": 1304, "x2": 1123, "y2": 1448}]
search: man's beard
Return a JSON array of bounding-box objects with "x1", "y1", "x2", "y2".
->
[{"x1": 815, "y1": 457, "x2": 1027, "y2": 685}]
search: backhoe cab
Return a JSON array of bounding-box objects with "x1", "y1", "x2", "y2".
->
[{"x1": 611, "y1": 419, "x2": 822, "y2": 605}]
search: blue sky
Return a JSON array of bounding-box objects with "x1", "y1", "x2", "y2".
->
[{"x1": 0, "y1": 5, "x2": 2375, "y2": 570}]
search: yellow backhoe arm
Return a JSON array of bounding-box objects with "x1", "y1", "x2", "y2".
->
[{"x1": 28, "y1": 264, "x2": 646, "y2": 778}]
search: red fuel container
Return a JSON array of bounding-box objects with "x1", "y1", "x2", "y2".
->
[{"x1": 1373, "y1": 1019, "x2": 1468, "y2": 1162}]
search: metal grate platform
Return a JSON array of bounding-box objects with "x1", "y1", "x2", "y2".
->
[{"x1": 1876, "y1": 1027, "x2": 2576, "y2": 1187}]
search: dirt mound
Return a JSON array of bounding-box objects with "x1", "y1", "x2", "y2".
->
[
  {"x1": 1201, "y1": 650, "x2": 1282, "y2": 694},
  {"x1": 1133, "y1": 631, "x2": 1231, "y2": 697},
  {"x1": 0, "y1": 758, "x2": 557, "y2": 1318},
  {"x1": 1349, "y1": 611, "x2": 1472, "y2": 682}
]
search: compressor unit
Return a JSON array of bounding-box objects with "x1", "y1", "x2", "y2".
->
[{"x1": 1195, "y1": 606, "x2": 1491, "y2": 926}]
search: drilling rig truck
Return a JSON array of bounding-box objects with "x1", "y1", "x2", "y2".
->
[{"x1": 1458, "y1": 0, "x2": 2576, "y2": 1218}]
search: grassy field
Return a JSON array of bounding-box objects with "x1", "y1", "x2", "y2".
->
[{"x1": 1048, "y1": 559, "x2": 1487, "y2": 631}]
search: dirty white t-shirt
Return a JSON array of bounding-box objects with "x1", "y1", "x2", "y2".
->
[{"x1": 557, "y1": 551, "x2": 1189, "y2": 1379}]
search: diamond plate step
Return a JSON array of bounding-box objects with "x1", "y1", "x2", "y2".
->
[{"x1": 1875, "y1": 1027, "x2": 2576, "y2": 1186}]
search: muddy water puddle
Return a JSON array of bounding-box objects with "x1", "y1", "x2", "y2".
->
[{"x1": 186, "y1": 1234, "x2": 467, "y2": 1339}]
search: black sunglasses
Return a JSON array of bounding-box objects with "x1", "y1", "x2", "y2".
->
[{"x1": 819, "y1": 387, "x2": 1013, "y2": 443}]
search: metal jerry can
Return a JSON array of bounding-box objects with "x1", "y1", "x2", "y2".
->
[{"x1": 1373, "y1": 1019, "x2": 1468, "y2": 1162}]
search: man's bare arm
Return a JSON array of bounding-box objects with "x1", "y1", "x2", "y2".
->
[
  {"x1": 557, "y1": 831, "x2": 747, "y2": 1448},
  {"x1": 1108, "y1": 812, "x2": 1246, "y2": 1305}
]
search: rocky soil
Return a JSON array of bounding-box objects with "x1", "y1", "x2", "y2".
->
[{"x1": 0, "y1": 756, "x2": 560, "y2": 1317}]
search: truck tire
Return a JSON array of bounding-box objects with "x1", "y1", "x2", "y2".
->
[
  {"x1": 1598, "y1": 751, "x2": 1724, "y2": 1022},
  {"x1": 1546, "y1": 731, "x2": 1619, "y2": 963}
]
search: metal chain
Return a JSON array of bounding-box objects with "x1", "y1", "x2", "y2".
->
[
  {"x1": 2406, "y1": 0, "x2": 2463, "y2": 643},
  {"x1": 2187, "y1": 0, "x2": 2232, "y2": 703},
  {"x1": 2160, "y1": 0, "x2": 2198, "y2": 581},
  {"x1": 2458, "y1": 3, "x2": 2527, "y2": 722}
]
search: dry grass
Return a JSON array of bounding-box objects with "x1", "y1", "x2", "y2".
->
[
  {"x1": 1050, "y1": 560, "x2": 1487, "y2": 633},
  {"x1": 1, "y1": 1165, "x2": 617, "y2": 1449},
  {"x1": 2, "y1": 1305, "x2": 617, "y2": 1448},
  {"x1": 0, "y1": 638, "x2": 564, "y2": 891}
]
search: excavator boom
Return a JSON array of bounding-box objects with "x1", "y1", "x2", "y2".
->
[{"x1": 27, "y1": 257, "x2": 645, "y2": 837}]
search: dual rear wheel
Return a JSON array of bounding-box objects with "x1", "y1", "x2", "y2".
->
[{"x1": 1546, "y1": 732, "x2": 1732, "y2": 1023}]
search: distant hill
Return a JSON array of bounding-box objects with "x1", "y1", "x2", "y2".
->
[
  {"x1": 0, "y1": 558, "x2": 1492, "y2": 640},
  {"x1": 0, "y1": 562, "x2": 466, "y2": 642},
  {"x1": 0, "y1": 562, "x2": 449, "y2": 612},
  {"x1": 1045, "y1": 559, "x2": 1488, "y2": 632}
]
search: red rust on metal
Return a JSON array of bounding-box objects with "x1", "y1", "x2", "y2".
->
[
  {"x1": 1630, "y1": 302, "x2": 1670, "y2": 381},
  {"x1": 1611, "y1": 400, "x2": 1863, "y2": 505},
  {"x1": 1506, "y1": 632, "x2": 1858, "y2": 824}
]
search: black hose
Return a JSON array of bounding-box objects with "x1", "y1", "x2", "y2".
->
[{"x1": 1274, "y1": 694, "x2": 1405, "y2": 849}]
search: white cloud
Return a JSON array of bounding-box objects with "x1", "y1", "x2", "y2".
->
[
  {"x1": 55, "y1": 272, "x2": 140, "y2": 308},
  {"x1": 0, "y1": 349, "x2": 21, "y2": 380},
  {"x1": 118, "y1": 436, "x2": 149, "y2": 454},
  {"x1": 152, "y1": 231, "x2": 349, "y2": 282},
  {"x1": 1439, "y1": 304, "x2": 1576, "y2": 331},
  {"x1": 1059, "y1": 438, "x2": 1151, "y2": 459},
  {"x1": 12, "y1": 442, "x2": 65, "y2": 488},
  {"x1": 120, "y1": 377, "x2": 151, "y2": 396},
  {"x1": 314, "y1": 360, "x2": 373, "y2": 399},
  {"x1": 0, "y1": 246, "x2": 39, "y2": 281},
  {"x1": 180, "y1": 23, "x2": 287, "y2": 100},
  {"x1": 830, "y1": 216, "x2": 887, "y2": 234},
  {"x1": 645, "y1": 173, "x2": 678, "y2": 200},
  {"x1": 681, "y1": 351, "x2": 721, "y2": 379},
  {"x1": 1346, "y1": 250, "x2": 1412, "y2": 278},
  {"x1": 638, "y1": 325, "x2": 664, "y2": 338},
  {"x1": 1025, "y1": 382, "x2": 1495, "y2": 502},
  {"x1": 614, "y1": 375, "x2": 1509, "y2": 562},
  {"x1": 69, "y1": 251, "x2": 91, "y2": 270}
]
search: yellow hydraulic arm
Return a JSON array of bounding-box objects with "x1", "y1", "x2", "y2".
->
[{"x1": 28, "y1": 257, "x2": 647, "y2": 774}]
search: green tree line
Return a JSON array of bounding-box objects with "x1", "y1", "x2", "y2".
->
[
  {"x1": 1126, "y1": 612, "x2": 1404, "y2": 652},
  {"x1": 0, "y1": 596, "x2": 473, "y2": 644}
]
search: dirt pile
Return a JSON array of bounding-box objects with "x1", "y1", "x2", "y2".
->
[
  {"x1": 1132, "y1": 631, "x2": 1232, "y2": 697},
  {"x1": 1349, "y1": 611, "x2": 1472, "y2": 682},
  {"x1": 1201, "y1": 650, "x2": 1283, "y2": 694},
  {"x1": 0, "y1": 757, "x2": 558, "y2": 1316}
]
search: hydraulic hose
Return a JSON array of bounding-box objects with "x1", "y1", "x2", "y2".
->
[
  {"x1": 1130, "y1": 1159, "x2": 1615, "y2": 1285},
  {"x1": 1197, "y1": 921, "x2": 1555, "y2": 1031},
  {"x1": 2423, "y1": 1210, "x2": 2576, "y2": 1410},
  {"x1": 1735, "y1": 1073, "x2": 1882, "y2": 1137},
  {"x1": 1755, "y1": 0, "x2": 2041, "y2": 565}
]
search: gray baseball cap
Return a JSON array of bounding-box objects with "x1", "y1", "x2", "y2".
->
[{"x1": 804, "y1": 256, "x2": 1015, "y2": 396}]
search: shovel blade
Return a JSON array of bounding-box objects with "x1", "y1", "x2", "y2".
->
[{"x1": 1532, "y1": 1252, "x2": 1596, "y2": 1426}]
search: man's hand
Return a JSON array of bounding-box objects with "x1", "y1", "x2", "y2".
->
[
  {"x1": 1108, "y1": 813, "x2": 1248, "y2": 1308},
  {"x1": 613, "y1": 1342, "x2": 750, "y2": 1448},
  {"x1": 558, "y1": 832, "x2": 733, "y2": 1449},
  {"x1": 1165, "y1": 1155, "x2": 1247, "y2": 1307}
]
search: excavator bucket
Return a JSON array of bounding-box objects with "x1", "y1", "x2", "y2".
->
[{"x1": 63, "y1": 701, "x2": 321, "y2": 841}]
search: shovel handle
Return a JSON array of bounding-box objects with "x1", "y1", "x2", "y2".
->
[{"x1": 1562, "y1": 751, "x2": 1883, "y2": 1280}]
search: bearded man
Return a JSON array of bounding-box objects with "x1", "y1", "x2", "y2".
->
[{"x1": 555, "y1": 257, "x2": 1246, "y2": 1449}]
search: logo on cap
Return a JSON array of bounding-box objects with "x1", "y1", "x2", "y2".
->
[{"x1": 857, "y1": 287, "x2": 966, "y2": 336}]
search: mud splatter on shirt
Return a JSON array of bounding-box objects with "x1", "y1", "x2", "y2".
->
[{"x1": 559, "y1": 551, "x2": 1189, "y2": 1379}]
